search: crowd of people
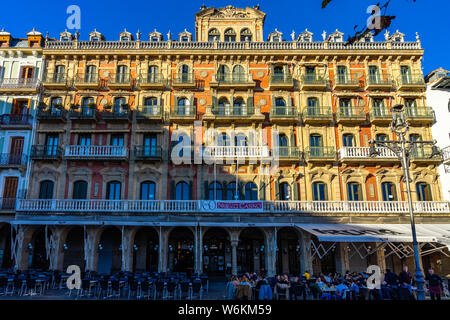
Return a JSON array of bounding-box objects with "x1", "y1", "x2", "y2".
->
[{"x1": 225, "y1": 266, "x2": 448, "y2": 300}]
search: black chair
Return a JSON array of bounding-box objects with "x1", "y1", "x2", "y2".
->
[
  {"x1": 77, "y1": 279, "x2": 92, "y2": 298},
  {"x1": 179, "y1": 281, "x2": 190, "y2": 299},
  {"x1": 139, "y1": 281, "x2": 150, "y2": 300},
  {"x1": 128, "y1": 280, "x2": 139, "y2": 299},
  {"x1": 191, "y1": 281, "x2": 203, "y2": 300},
  {"x1": 154, "y1": 280, "x2": 165, "y2": 300},
  {"x1": 0, "y1": 278, "x2": 7, "y2": 295},
  {"x1": 25, "y1": 278, "x2": 36, "y2": 296},
  {"x1": 97, "y1": 279, "x2": 110, "y2": 299},
  {"x1": 110, "y1": 280, "x2": 121, "y2": 299},
  {"x1": 165, "y1": 281, "x2": 178, "y2": 300},
  {"x1": 200, "y1": 276, "x2": 209, "y2": 293}
]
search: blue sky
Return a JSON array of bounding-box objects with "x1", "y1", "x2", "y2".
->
[{"x1": 1, "y1": 0, "x2": 447, "y2": 74}]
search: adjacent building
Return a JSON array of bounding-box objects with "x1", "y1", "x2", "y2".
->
[{"x1": 1, "y1": 6, "x2": 449, "y2": 277}]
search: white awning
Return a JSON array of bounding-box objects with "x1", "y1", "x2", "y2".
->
[{"x1": 296, "y1": 224, "x2": 450, "y2": 243}]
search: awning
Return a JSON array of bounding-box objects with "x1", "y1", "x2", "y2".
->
[{"x1": 296, "y1": 224, "x2": 450, "y2": 244}]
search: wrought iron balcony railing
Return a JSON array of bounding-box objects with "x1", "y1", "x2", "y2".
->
[
  {"x1": 0, "y1": 78, "x2": 40, "y2": 89},
  {"x1": 37, "y1": 108, "x2": 67, "y2": 121},
  {"x1": 134, "y1": 146, "x2": 163, "y2": 160},
  {"x1": 135, "y1": 105, "x2": 163, "y2": 119},
  {"x1": 211, "y1": 105, "x2": 255, "y2": 116},
  {"x1": 0, "y1": 114, "x2": 33, "y2": 126},
  {"x1": 336, "y1": 106, "x2": 366, "y2": 121},
  {"x1": 0, "y1": 153, "x2": 28, "y2": 166},
  {"x1": 30, "y1": 145, "x2": 63, "y2": 160},
  {"x1": 270, "y1": 107, "x2": 298, "y2": 118},
  {"x1": 305, "y1": 146, "x2": 336, "y2": 160}
]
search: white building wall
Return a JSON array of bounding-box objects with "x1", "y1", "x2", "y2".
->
[{"x1": 427, "y1": 83, "x2": 450, "y2": 200}]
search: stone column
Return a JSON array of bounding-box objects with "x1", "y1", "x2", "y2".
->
[
  {"x1": 49, "y1": 227, "x2": 68, "y2": 271},
  {"x1": 158, "y1": 227, "x2": 169, "y2": 273},
  {"x1": 376, "y1": 243, "x2": 387, "y2": 274},
  {"x1": 264, "y1": 228, "x2": 276, "y2": 277},
  {"x1": 121, "y1": 227, "x2": 135, "y2": 272},
  {"x1": 299, "y1": 231, "x2": 313, "y2": 274},
  {"x1": 84, "y1": 227, "x2": 101, "y2": 272},
  {"x1": 14, "y1": 226, "x2": 35, "y2": 271},
  {"x1": 335, "y1": 242, "x2": 350, "y2": 274},
  {"x1": 229, "y1": 229, "x2": 240, "y2": 276},
  {"x1": 194, "y1": 226, "x2": 202, "y2": 274}
]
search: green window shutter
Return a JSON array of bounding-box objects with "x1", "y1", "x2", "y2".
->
[
  {"x1": 293, "y1": 181, "x2": 299, "y2": 201},
  {"x1": 274, "y1": 181, "x2": 280, "y2": 200},
  {"x1": 170, "y1": 180, "x2": 175, "y2": 200},
  {"x1": 247, "y1": 97, "x2": 253, "y2": 114},
  {"x1": 212, "y1": 96, "x2": 218, "y2": 108},
  {"x1": 204, "y1": 181, "x2": 209, "y2": 200}
]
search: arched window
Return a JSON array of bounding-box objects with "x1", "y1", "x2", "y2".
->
[
  {"x1": 313, "y1": 182, "x2": 327, "y2": 201},
  {"x1": 54, "y1": 65, "x2": 65, "y2": 83},
  {"x1": 279, "y1": 183, "x2": 291, "y2": 201},
  {"x1": 339, "y1": 98, "x2": 352, "y2": 116},
  {"x1": 342, "y1": 134, "x2": 355, "y2": 147},
  {"x1": 275, "y1": 98, "x2": 286, "y2": 107},
  {"x1": 176, "y1": 182, "x2": 190, "y2": 200},
  {"x1": 179, "y1": 64, "x2": 190, "y2": 83},
  {"x1": 144, "y1": 97, "x2": 158, "y2": 106},
  {"x1": 106, "y1": 181, "x2": 121, "y2": 200},
  {"x1": 208, "y1": 182, "x2": 223, "y2": 200},
  {"x1": 140, "y1": 181, "x2": 156, "y2": 200},
  {"x1": 279, "y1": 134, "x2": 289, "y2": 157},
  {"x1": 217, "y1": 65, "x2": 230, "y2": 82},
  {"x1": 309, "y1": 134, "x2": 323, "y2": 156},
  {"x1": 240, "y1": 28, "x2": 252, "y2": 42},
  {"x1": 226, "y1": 182, "x2": 240, "y2": 200},
  {"x1": 416, "y1": 183, "x2": 432, "y2": 201},
  {"x1": 85, "y1": 65, "x2": 97, "y2": 83},
  {"x1": 306, "y1": 97, "x2": 320, "y2": 115},
  {"x1": 116, "y1": 65, "x2": 128, "y2": 83},
  {"x1": 235, "y1": 134, "x2": 248, "y2": 147},
  {"x1": 232, "y1": 65, "x2": 245, "y2": 82},
  {"x1": 376, "y1": 134, "x2": 388, "y2": 141},
  {"x1": 113, "y1": 97, "x2": 127, "y2": 114},
  {"x1": 224, "y1": 28, "x2": 236, "y2": 42},
  {"x1": 245, "y1": 182, "x2": 258, "y2": 200},
  {"x1": 233, "y1": 97, "x2": 245, "y2": 115},
  {"x1": 148, "y1": 65, "x2": 159, "y2": 83},
  {"x1": 73, "y1": 181, "x2": 88, "y2": 199},
  {"x1": 218, "y1": 133, "x2": 230, "y2": 146},
  {"x1": 177, "y1": 97, "x2": 190, "y2": 115},
  {"x1": 347, "y1": 182, "x2": 362, "y2": 201},
  {"x1": 39, "y1": 180, "x2": 54, "y2": 199},
  {"x1": 81, "y1": 97, "x2": 95, "y2": 116},
  {"x1": 381, "y1": 182, "x2": 397, "y2": 201},
  {"x1": 208, "y1": 28, "x2": 220, "y2": 42}
]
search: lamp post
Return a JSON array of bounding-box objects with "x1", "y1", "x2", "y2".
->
[{"x1": 369, "y1": 104, "x2": 442, "y2": 300}]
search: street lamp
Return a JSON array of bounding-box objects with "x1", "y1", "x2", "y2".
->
[{"x1": 369, "y1": 104, "x2": 442, "y2": 300}]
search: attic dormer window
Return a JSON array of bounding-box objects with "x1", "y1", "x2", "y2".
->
[
  {"x1": 303, "y1": 36, "x2": 311, "y2": 42},
  {"x1": 180, "y1": 36, "x2": 189, "y2": 42},
  {"x1": 150, "y1": 36, "x2": 159, "y2": 42},
  {"x1": 121, "y1": 36, "x2": 130, "y2": 41}
]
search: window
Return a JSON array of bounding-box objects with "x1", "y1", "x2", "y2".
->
[
  {"x1": 309, "y1": 134, "x2": 323, "y2": 156},
  {"x1": 73, "y1": 181, "x2": 88, "y2": 199},
  {"x1": 143, "y1": 134, "x2": 158, "y2": 157},
  {"x1": 245, "y1": 182, "x2": 258, "y2": 200},
  {"x1": 45, "y1": 134, "x2": 59, "y2": 156},
  {"x1": 279, "y1": 183, "x2": 291, "y2": 201},
  {"x1": 232, "y1": 65, "x2": 245, "y2": 83},
  {"x1": 405, "y1": 98, "x2": 418, "y2": 116},
  {"x1": 81, "y1": 97, "x2": 95, "y2": 116},
  {"x1": 340, "y1": 98, "x2": 352, "y2": 116},
  {"x1": 116, "y1": 65, "x2": 128, "y2": 83},
  {"x1": 224, "y1": 28, "x2": 236, "y2": 42},
  {"x1": 50, "y1": 97, "x2": 63, "y2": 115},
  {"x1": 208, "y1": 182, "x2": 223, "y2": 200},
  {"x1": 401, "y1": 66, "x2": 411, "y2": 83},
  {"x1": 148, "y1": 66, "x2": 159, "y2": 83},
  {"x1": 140, "y1": 181, "x2": 156, "y2": 200},
  {"x1": 279, "y1": 134, "x2": 289, "y2": 157},
  {"x1": 233, "y1": 98, "x2": 245, "y2": 115},
  {"x1": 305, "y1": 67, "x2": 316, "y2": 82},
  {"x1": 313, "y1": 182, "x2": 327, "y2": 201},
  {"x1": 226, "y1": 182, "x2": 240, "y2": 200},
  {"x1": 110, "y1": 134, "x2": 124, "y2": 146},
  {"x1": 208, "y1": 29, "x2": 220, "y2": 42},
  {"x1": 54, "y1": 65, "x2": 65, "y2": 83},
  {"x1": 240, "y1": 28, "x2": 252, "y2": 42},
  {"x1": 12, "y1": 99, "x2": 29, "y2": 116},
  {"x1": 235, "y1": 134, "x2": 248, "y2": 147},
  {"x1": 144, "y1": 97, "x2": 159, "y2": 115},
  {"x1": 106, "y1": 181, "x2": 121, "y2": 200},
  {"x1": 416, "y1": 183, "x2": 432, "y2": 201},
  {"x1": 39, "y1": 180, "x2": 54, "y2": 199},
  {"x1": 175, "y1": 182, "x2": 190, "y2": 200},
  {"x1": 368, "y1": 66, "x2": 379, "y2": 83},
  {"x1": 217, "y1": 65, "x2": 230, "y2": 82},
  {"x1": 177, "y1": 97, "x2": 190, "y2": 115},
  {"x1": 85, "y1": 65, "x2": 97, "y2": 82},
  {"x1": 179, "y1": 65, "x2": 190, "y2": 82},
  {"x1": 20, "y1": 66, "x2": 34, "y2": 80},
  {"x1": 218, "y1": 133, "x2": 230, "y2": 146},
  {"x1": 381, "y1": 182, "x2": 397, "y2": 201},
  {"x1": 273, "y1": 66, "x2": 284, "y2": 82},
  {"x1": 375, "y1": 134, "x2": 388, "y2": 147},
  {"x1": 337, "y1": 66, "x2": 348, "y2": 83},
  {"x1": 78, "y1": 134, "x2": 91, "y2": 146},
  {"x1": 113, "y1": 97, "x2": 127, "y2": 114},
  {"x1": 307, "y1": 97, "x2": 320, "y2": 115},
  {"x1": 347, "y1": 183, "x2": 362, "y2": 201},
  {"x1": 372, "y1": 98, "x2": 386, "y2": 116},
  {"x1": 342, "y1": 134, "x2": 355, "y2": 147}
]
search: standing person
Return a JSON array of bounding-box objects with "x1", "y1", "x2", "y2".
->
[
  {"x1": 398, "y1": 266, "x2": 413, "y2": 300},
  {"x1": 426, "y1": 268, "x2": 443, "y2": 301},
  {"x1": 384, "y1": 268, "x2": 400, "y2": 300}
]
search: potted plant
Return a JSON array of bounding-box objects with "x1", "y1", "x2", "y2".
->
[
  {"x1": 70, "y1": 104, "x2": 80, "y2": 110},
  {"x1": 38, "y1": 102, "x2": 47, "y2": 111},
  {"x1": 88, "y1": 102, "x2": 98, "y2": 110}
]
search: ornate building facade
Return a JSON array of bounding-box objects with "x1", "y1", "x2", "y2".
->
[{"x1": 2, "y1": 6, "x2": 450, "y2": 277}]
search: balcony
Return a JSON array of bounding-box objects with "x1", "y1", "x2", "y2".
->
[
  {"x1": 138, "y1": 73, "x2": 165, "y2": 90},
  {"x1": 0, "y1": 153, "x2": 28, "y2": 168},
  {"x1": 336, "y1": 106, "x2": 366, "y2": 124},
  {"x1": 273, "y1": 147, "x2": 303, "y2": 161},
  {"x1": 65, "y1": 145, "x2": 129, "y2": 161},
  {"x1": 102, "y1": 108, "x2": 131, "y2": 122},
  {"x1": 369, "y1": 107, "x2": 392, "y2": 124},
  {"x1": 42, "y1": 73, "x2": 69, "y2": 89},
  {"x1": 135, "y1": 105, "x2": 164, "y2": 122},
  {"x1": 210, "y1": 73, "x2": 255, "y2": 89},
  {"x1": 169, "y1": 106, "x2": 196, "y2": 122},
  {"x1": 172, "y1": 73, "x2": 196, "y2": 89},
  {"x1": 203, "y1": 146, "x2": 270, "y2": 161},
  {"x1": 270, "y1": 107, "x2": 299, "y2": 123},
  {"x1": 333, "y1": 74, "x2": 361, "y2": 90},
  {"x1": 17, "y1": 199, "x2": 450, "y2": 215},
  {"x1": 300, "y1": 75, "x2": 328, "y2": 90},
  {"x1": 338, "y1": 147, "x2": 398, "y2": 163},
  {"x1": 0, "y1": 114, "x2": 33, "y2": 129},
  {"x1": 268, "y1": 74, "x2": 294, "y2": 90},
  {"x1": 405, "y1": 107, "x2": 435, "y2": 124},
  {"x1": 304, "y1": 146, "x2": 336, "y2": 161},
  {"x1": 74, "y1": 74, "x2": 99, "y2": 90},
  {"x1": 0, "y1": 198, "x2": 17, "y2": 211},
  {"x1": 108, "y1": 74, "x2": 133, "y2": 90},
  {"x1": 69, "y1": 107, "x2": 99, "y2": 122},
  {"x1": 134, "y1": 146, "x2": 163, "y2": 161},
  {"x1": 397, "y1": 74, "x2": 426, "y2": 91},
  {"x1": 0, "y1": 78, "x2": 40, "y2": 93},
  {"x1": 410, "y1": 146, "x2": 443, "y2": 164},
  {"x1": 30, "y1": 145, "x2": 63, "y2": 161},
  {"x1": 365, "y1": 74, "x2": 394, "y2": 90},
  {"x1": 37, "y1": 108, "x2": 67, "y2": 122},
  {"x1": 301, "y1": 106, "x2": 333, "y2": 124}
]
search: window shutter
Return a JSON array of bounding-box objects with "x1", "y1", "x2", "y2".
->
[
  {"x1": 203, "y1": 181, "x2": 209, "y2": 200},
  {"x1": 272, "y1": 96, "x2": 276, "y2": 108},
  {"x1": 259, "y1": 182, "x2": 265, "y2": 200},
  {"x1": 283, "y1": 64, "x2": 289, "y2": 77},
  {"x1": 293, "y1": 181, "x2": 299, "y2": 201},
  {"x1": 189, "y1": 181, "x2": 193, "y2": 200},
  {"x1": 212, "y1": 96, "x2": 218, "y2": 108},
  {"x1": 247, "y1": 97, "x2": 253, "y2": 113},
  {"x1": 274, "y1": 181, "x2": 280, "y2": 200},
  {"x1": 170, "y1": 180, "x2": 175, "y2": 200},
  {"x1": 287, "y1": 96, "x2": 292, "y2": 107},
  {"x1": 290, "y1": 133, "x2": 296, "y2": 148},
  {"x1": 270, "y1": 64, "x2": 274, "y2": 75}
]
